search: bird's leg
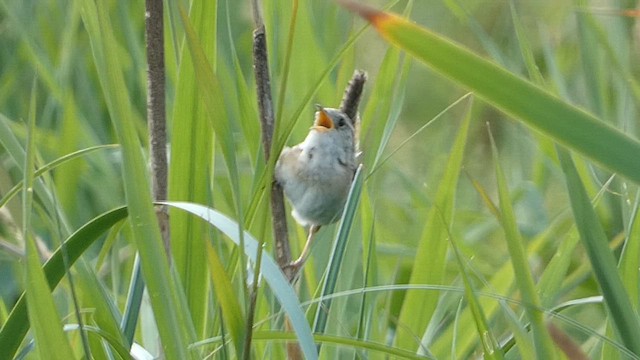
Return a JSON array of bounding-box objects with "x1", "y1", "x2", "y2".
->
[{"x1": 287, "y1": 225, "x2": 321, "y2": 270}]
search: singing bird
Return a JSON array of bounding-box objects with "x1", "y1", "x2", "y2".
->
[{"x1": 275, "y1": 105, "x2": 358, "y2": 270}]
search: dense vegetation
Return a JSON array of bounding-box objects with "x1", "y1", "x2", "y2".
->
[{"x1": 1, "y1": 0, "x2": 640, "y2": 358}]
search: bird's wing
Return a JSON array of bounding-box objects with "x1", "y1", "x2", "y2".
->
[{"x1": 274, "y1": 146, "x2": 303, "y2": 186}]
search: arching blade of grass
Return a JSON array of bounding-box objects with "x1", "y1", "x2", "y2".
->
[
  {"x1": 340, "y1": 1, "x2": 640, "y2": 184},
  {"x1": 0, "y1": 205, "x2": 128, "y2": 359},
  {"x1": 0, "y1": 144, "x2": 119, "y2": 208},
  {"x1": 394, "y1": 99, "x2": 471, "y2": 351},
  {"x1": 73, "y1": 258, "x2": 130, "y2": 355},
  {"x1": 0, "y1": 201, "x2": 317, "y2": 359},
  {"x1": 558, "y1": 148, "x2": 640, "y2": 356},
  {"x1": 160, "y1": 201, "x2": 318, "y2": 360},
  {"x1": 80, "y1": 0, "x2": 193, "y2": 357},
  {"x1": 0, "y1": 113, "x2": 71, "y2": 233},
  {"x1": 193, "y1": 331, "x2": 432, "y2": 359}
]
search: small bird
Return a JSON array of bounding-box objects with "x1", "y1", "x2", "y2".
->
[{"x1": 275, "y1": 105, "x2": 358, "y2": 270}]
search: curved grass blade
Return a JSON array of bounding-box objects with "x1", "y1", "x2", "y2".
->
[
  {"x1": 17, "y1": 324, "x2": 133, "y2": 360},
  {"x1": 159, "y1": 201, "x2": 319, "y2": 360},
  {"x1": 340, "y1": 1, "x2": 640, "y2": 184},
  {"x1": 194, "y1": 331, "x2": 433, "y2": 359},
  {"x1": 257, "y1": 331, "x2": 434, "y2": 360},
  {"x1": 0, "y1": 206, "x2": 129, "y2": 359},
  {"x1": 0, "y1": 144, "x2": 119, "y2": 208},
  {"x1": 0, "y1": 113, "x2": 72, "y2": 233}
]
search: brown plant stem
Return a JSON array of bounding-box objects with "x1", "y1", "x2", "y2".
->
[
  {"x1": 252, "y1": 3, "x2": 300, "y2": 359},
  {"x1": 253, "y1": 21, "x2": 293, "y2": 279},
  {"x1": 145, "y1": 0, "x2": 170, "y2": 258}
]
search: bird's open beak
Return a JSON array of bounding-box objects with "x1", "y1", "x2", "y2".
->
[{"x1": 313, "y1": 105, "x2": 334, "y2": 131}]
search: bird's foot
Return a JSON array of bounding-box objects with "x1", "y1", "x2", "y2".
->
[{"x1": 284, "y1": 257, "x2": 305, "y2": 272}]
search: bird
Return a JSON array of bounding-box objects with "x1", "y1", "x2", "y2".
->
[{"x1": 275, "y1": 104, "x2": 358, "y2": 271}]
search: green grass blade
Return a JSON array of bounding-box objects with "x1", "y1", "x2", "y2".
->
[
  {"x1": 501, "y1": 302, "x2": 536, "y2": 360},
  {"x1": 177, "y1": 5, "x2": 248, "y2": 310},
  {"x1": 168, "y1": 0, "x2": 216, "y2": 338},
  {"x1": 538, "y1": 229, "x2": 580, "y2": 307},
  {"x1": 620, "y1": 195, "x2": 640, "y2": 310},
  {"x1": 120, "y1": 254, "x2": 144, "y2": 345},
  {"x1": 194, "y1": 331, "x2": 433, "y2": 359},
  {"x1": 490, "y1": 130, "x2": 556, "y2": 358},
  {"x1": 160, "y1": 201, "x2": 319, "y2": 360},
  {"x1": 395, "y1": 98, "x2": 471, "y2": 350},
  {"x1": 342, "y1": 3, "x2": 640, "y2": 184},
  {"x1": 0, "y1": 207, "x2": 128, "y2": 359},
  {"x1": 205, "y1": 240, "x2": 245, "y2": 356},
  {"x1": 80, "y1": 0, "x2": 193, "y2": 357},
  {"x1": 64, "y1": 324, "x2": 133, "y2": 359},
  {"x1": 74, "y1": 259, "x2": 130, "y2": 350},
  {"x1": 0, "y1": 113, "x2": 71, "y2": 233},
  {"x1": 258, "y1": 331, "x2": 434, "y2": 359},
  {"x1": 274, "y1": 0, "x2": 299, "y2": 122},
  {"x1": 23, "y1": 79, "x2": 76, "y2": 359},
  {"x1": 360, "y1": 46, "x2": 402, "y2": 169},
  {"x1": 446, "y1": 216, "x2": 503, "y2": 359},
  {"x1": 558, "y1": 148, "x2": 640, "y2": 356},
  {"x1": 509, "y1": 1, "x2": 545, "y2": 85},
  {"x1": 313, "y1": 165, "x2": 364, "y2": 335}
]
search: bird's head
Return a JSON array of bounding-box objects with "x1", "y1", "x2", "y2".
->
[{"x1": 312, "y1": 105, "x2": 354, "y2": 134}]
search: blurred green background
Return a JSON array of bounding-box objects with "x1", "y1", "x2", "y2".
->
[{"x1": 1, "y1": 0, "x2": 640, "y2": 358}]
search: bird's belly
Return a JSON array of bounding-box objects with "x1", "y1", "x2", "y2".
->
[
  {"x1": 278, "y1": 143, "x2": 355, "y2": 227},
  {"x1": 291, "y1": 185, "x2": 349, "y2": 226}
]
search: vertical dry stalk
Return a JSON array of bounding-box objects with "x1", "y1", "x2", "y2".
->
[
  {"x1": 145, "y1": 0, "x2": 170, "y2": 257},
  {"x1": 252, "y1": 3, "x2": 367, "y2": 359},
  {"x1": 252, "y1": 3, "x2": 300, "y2": 358},
  {"x1": 252, "y1": 15, "x2": 294, "y2": 280}
]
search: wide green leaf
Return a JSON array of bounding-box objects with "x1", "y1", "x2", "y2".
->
[
  {"x1": 0, "y1": 205, "x2": 128, "y2": 359},
  {"x1": 160, "y1": 201, "x2": 319, "y2": 360},
  {"x1": 341, "y1": 1, "x2": 640, "y2": 184}
]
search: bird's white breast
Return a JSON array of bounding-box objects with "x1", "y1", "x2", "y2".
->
[{"x1": 276, "y1": 129, "x2": 355, "y2": 226}]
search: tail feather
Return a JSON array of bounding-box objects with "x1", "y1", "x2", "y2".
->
[{"x1": 339, "y1": 70, "x2": 367, "y2": 158}]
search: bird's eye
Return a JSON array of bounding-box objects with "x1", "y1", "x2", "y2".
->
[{"x1": 337, "y1": 117, "x2": 346, "y2": 127}]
